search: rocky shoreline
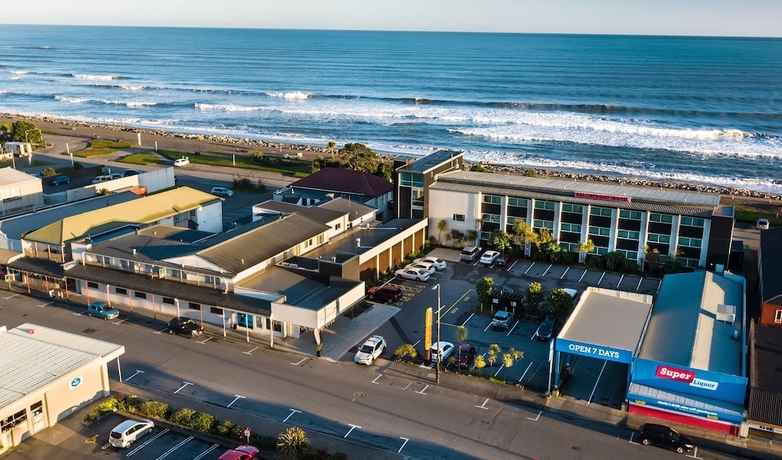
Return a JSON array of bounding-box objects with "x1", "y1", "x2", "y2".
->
[{"x1": 6, "y1": 113, "x2": 780, "y2": 200}]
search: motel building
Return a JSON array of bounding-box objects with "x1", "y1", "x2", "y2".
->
[{"x1": 0, "y1": 324, "x2": 124, "y2": 453}]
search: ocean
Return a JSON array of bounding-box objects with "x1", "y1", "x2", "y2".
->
[{"x1": 1, "y1": 26, "x2": 781, "y2": 193}]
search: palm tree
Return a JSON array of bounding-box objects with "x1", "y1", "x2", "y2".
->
[
  {"x1": 395, "y1": 343, "x2": 418, "y2": 362},
  {"x1": 512, "y1": 219, "x2": 537, "y2": 256},
  {"x1": 437, "y1": 219, "x2": 448, "y2": 244},
  {"x1": 326, "y1": 141, "x2": 337, "y2": 158},
  {"x1": 474, "y1": 354, "x2": 486, "y2": 371},
  {"x1": 276, "y1": 427, "x2": 309, "y2": 460},
  {"x1": 466, "y1": 229, "x2": 479, "y2": 246},
  {"x1": 577, "y1": 239, "x2": 595, "y2": 264},
  {"x1": 456, "y1": 325, "x2": 468, "y2": 344},
  {"x1": 487, "y1": 343, "x2": 501, "y2": 367}
]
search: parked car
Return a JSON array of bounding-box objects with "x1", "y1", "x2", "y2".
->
[
  {"x1": 211, "y1": 186, "x2": 234, "y2": 197},
  {"x1": 534, "y1": 315, "x2": 561, "y2": 341},
  {"x1": 354, "y1": 335, "x2": 386, "y2": 365},
  {"x1": 757, "y1": 218, "x2": 770, "y2": 230},
  {"x1": 50, "y1": 175, "x2": 70, "y2": 186},
  {"x1": 430, "y1": 341, "x2": 454, "y2": 365},
  {"x1": 495, "y1": 254, "x2": 513, "y2": 268},
  {"x1": 122, "y1": 169, "x2": 142, "y2": 176},
  {"x1": 405, "y1": 261, "x2": 436, "y2": 275},
  {"x1": 167, "y1": 317, "x2": 203, "y2": 338},
  {"x1": 218, "y1": 445, "x2": 259, "y2": 460},
  {"x1": 563, "y1": 288, "x2": 580, "y2": 303},
  {"x1": 480, "y1": 250, "x2": 501, "y2": 265},
  {"x1": 92, "y1": 174, "x2": 113, "y2": 184},
  {"x1": 174, "y1": 157, "x2": 190, "y2": 167},
  {"x1": 367, "y1": 284, "x2": 402, "y2": 303},
  {"x1": 413, "y1": 256, "x2": 446, "y2": 270},
  {"x1": 109, "y1": 172, "x2": 124, "y2": 180},
  {"x1": 454, "y1": 343, "x2": 476, "y2": 368},
  {"x1": 394, "y1": 267, "x2": 430, "y2": 282},
  {"x1": 109, "y1": 418, "x2": 154, "y2": 448},
  {"x1": 490, "y1": 310, "x2": 513, "y2": 330},
  {"x1": 637, "y1": 423, "x2": 694, "y2": 454},
  {"x1": 460, "y1": 246, "x2": 482, "y2": 262},
  {"x1": 87, "y1": 301, "x2": 119, "y2": 320}
]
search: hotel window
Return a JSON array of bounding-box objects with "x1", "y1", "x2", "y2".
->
[
  {"x1": 618, "y1": 230, "x2": 640, "y2": 240},
  {"x1": 482, "y1": 213, "x2": 501, "y2": 224},
  {"x1": 647, "y1": 233, "x2": 671, "y2": 243},
  {"x1": 533, "y1": 220, "x2": 554, "y2": 230},
  {"x1": 211, "y1": 307, "x2": 223, "y2": 315},
  {"x1": 678, "y1": 237, "x2": 702, "y2": 248},
  {"x1": 114, "y1": 287, "x2": 127, "y2": 295},
  {"x1": 680, "y1": 217, "x2": 705, "y2": 227},
  {"x1": 508, "y1": 197, "x2": 527, "y2": 208},
  {"x1": 776, "y1": 310, "x2": 782, "y2": 323},
  {"x1": 590, "y1": 206, "x2": 612, "y2": 217},
  {"x1": 134, "y1": 292, "x2": 147, "y2": 299},
  {"x1": 507, "y1": 216, "x2": 525, "y2": 226},
  {"x1": 619, "y1": 210, "x2": 642, "y2": 220},
  {"x1": 650, "y1": 213, "x2": 673, "y2": 223},
  {"x1": 561, "y1": 223, "x2": 582, "y2": 233},
  {"x1": 483, "y1": 195, "x2": 501, "y2": 205},
  {"x1": 562, "y1": 203, "x2": 583, "y2": 213},
  {"x1": 87, "y1": 281, "x2": 99, "y2": 289},
  {"x1": 453, "y1": 214, "x2": 465, "y2": 222},
  {"x1": 189, "y1": 302, "x2": 201, "y2": 310},
  {"x1": 163, "y1": 297, "x2": 175, "y2": 305},
  {"x1": 561, "y1": 242, "x2": 579, "y2": 252},
  {"x1": 617, "y1": 249, "x2": 638, "y2": 260},
  {"x1": 534, "y1": 201, "x2": 555, "y2": 210},
  {"x1": 588, "y1": 226, "x2": 610, "y2": 237}
]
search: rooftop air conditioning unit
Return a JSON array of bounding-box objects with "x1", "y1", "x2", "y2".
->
[{"x1": 716, "y1": 304, "x2": 736, "y2": 324}]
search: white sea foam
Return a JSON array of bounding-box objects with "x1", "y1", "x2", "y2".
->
[
  {"x1": 10, "y1": 70, "x2": 28, "y2": 75},
  {"x1": 72, "y1": 74, "x2": 120, "y2": 81},
  {"x1": 195, "y1": 103, "x2": 269, "y2": 112},
  {"x1": 120, "y1": 85, "x2": 148, "y2": 91},
  {"x1": 55, "y1": 95, "x2": 90, "y2": 104},
  {"x1": 266, "y1": 91, "x2": 311, "y2": 100}
]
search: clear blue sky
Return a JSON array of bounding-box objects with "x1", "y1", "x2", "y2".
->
[{"x1": 4, "y1": 0, "x2": 781, "y2": 37}]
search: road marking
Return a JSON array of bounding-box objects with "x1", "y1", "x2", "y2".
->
[
  {"x1": 85, "y1": 434, "x2": 99, "y2": 444},
  {"x1": 155, "y1": 435, "x2": 192, "y2": 460},
  {"x1": 73, "y1": 311, "x2": 87, "y2": 316},
  {"x1": 38, "y1": 301, "x2": 52, "y2": 308},
  {"x1": 126, "y1": 428, "x2": 169, "y2": 457},
  {"x1": 461, "y1": 312, "x2": 475, "y2": 326},
  {"x1": 578, "y1": 269, "x2": 587, "y2": 282},
  {"x1": 636, "y1": 277, "x2": 643, "y2": 291},
  {"x1": 398, "y1": 437, "x2": 410, "y2": 453},
  {"x1": 291, "y1": 357, "x2": 307, "y2": 366},
  {"x1": 415, "y1": 384, "x2": 429, "y2": 395},
  {"x1": 193, "y1": 443, "x2": 221, "y2": 460},
  {"x1": 657, "y1": 279, "x2": 662, "y2": 291},
  {"x1": 3, "y1": 294, "x2": 20, "y2": 300},
  {"x1": 197, "y1": 336, "x2": 212, "y2": 344},
  {"x1": 125, "y1": 370, "x2": 144, "y2": 382},
  {"x1": 174, "y1": 381, "x2": 193, "y2": 394},
  {"x1": 227, "y1": 395, "x2": 245, "y2": 408},
  {"x1": 519, "y1": 361, "x2": 534, "y2": 383},
  {"x1": 559, "y1": 267, "x2": 569, "y2": 280},
  {"x1": 344, "y1": 424, "x2": 361, "y2": 438},
  {"x1": 412, "y1": 339, "x2": 420, "y2": 347},
  {"x1": 401, "y1": 382, "x2": 412, "y2": 391},
  {"x1": 475, "y1": 398, "x2": 489, "y2": 410},
  {"x1": 493, "y1": 364, "x2": 505, "y2": 378},
  {"x1": 507, "y1": 320, "x2": 520, "y2": 336},
  {"x1": 524, "y1": 262, "x2": 535, "y2": 274},
  {"x1": 483, "y1": 322, "x2": 493, "y2": 333},
  {"x1": 113, "y1": 318, "x2": 128, "y2": 325},
  {"x1": 283, "y1": 409, "x2": 301, "y2": 423},
  {"x1": 527, "y1": 410, "x2": 542, "y2": 421},
  {"x1": 508, "y1": 260, "x2": 518, "y2": 270},
  {"x1": 687, "y1": 447, "x2": 702, "y2": 459},
  {"x1": 155, "y1": 327, "x2": 168, "y2": 334},
  {"x1": 628, "y1": 432, "x2": 639, "y2": 445},
  {"x1": 102, "y1": 442, "x2": 112, "y2": 449},
  {"x1": 542, "y1": 264, "x2": 552, "y2": 277},
  {"x1": 597, "y1": 272, "x2": 606, "y2": 285},
  {"x1": 617, "y1": 274, "x2": 625, "y2": 288},
  {"x1": 372, "y1": 375, "x2": 382, "y2": 384},
  {"x1": 243, "y1": 346, "x2": 259, "y2": 355}
]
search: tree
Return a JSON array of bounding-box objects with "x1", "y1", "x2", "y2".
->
[
  {"x1": 437, "y1": 219, "x2": 448, "y2": 243},
  {"x1": 326, "y1": 140, "x2": 337, "y2": 157},
  {"x1": 466, "y1": 229, "x2": 479, "y2": 246},
  {"x1": 474, "y1": 354, "x2": 486, "y2": 370},
  {"x1": 487, "y1": 344, "x2": 501, "y2": 367},
  {"x1": 12, "y1": 121, "x2": 41, "y2": 143},
  {"x1": 548, "y1": 288, "x2": 575, "y2": 318},
  {"x1": 578, "y1": 239, "x2": 595, "y2": 263},
  {"x1": 511, "y1": 219, "x2": 537, "y2": 255},
  {"x1": 526, "y1": 282, "x2": 544, "y2": 312},
  {"x1": 476, "y1": 276, "x2": 495, "y2": 307},
  {"x1": 456, "y1": 325, "x2": 468, "y2": 344},
  {"x1": 42, "y1": 167, "x2": 57, "y2": 177},
  {"x1": 375, "y1": 161, "x2": 393, "y2": 181},
  {"x1": 395, "y1": 343, "x2": 418, "y2": 362},
  {"x1": 488, "y1": 229, "x2": 511, "y2": 253},
  {"x1": 276, "y1": 427, "x2": 310, "y2": 460},
  {"x1": 336, "y1": 142, "x2": 378, "y2": 173}
]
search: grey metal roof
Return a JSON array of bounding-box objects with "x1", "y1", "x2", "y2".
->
[
  {"x1": 7, "y1": 257, "x2": 64, "y2": 278},
  {"x1": 66, "y1": 264, "x2": 271, "y2": 315},
  {"x1": 197, "y1": 213, "x2": 331, "y2": 274},
  {"x1": 303, "y1": 218, "x2": 423, "y2": 261},
  {"x1": 759, "y1": 227, "x2": 782, "y2": 304},
  {"x1": 638, "y1": 271, "x2": 744, "y2": 375},
  {"x1": 748, "y1": 324, "x2": 782, "y2": 425},
  {"x1": 0, "y1": 323, "x2": 125, "y2": 408},
  {"x1": 397, "y1": 150, "x2": 463, "y2": 173},
  {"x1": 138, "y1": 225, "x2": 214, "y2": 243},
  {"x1": 0, "y1": 247, "x2": 22, "y2": 264},
  {"x1": 559, "y1": 287, "x2": 653, "y2": 352},
  {"x1": 434, "y1": 170, "x2": 721, "y2": 209},
  {"x1": 254, "y1": 200, "x2": 346, "y2": 224},
  {"x1": 318, "y1": 197, "x2": 376, "y2": 221},
  {"x1": 237, "y1": 268, "x2": 359, "y2": 311}
]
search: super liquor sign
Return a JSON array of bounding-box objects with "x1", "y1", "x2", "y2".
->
[
  {"x1": 632, "y1": 358, "x2": 747, "y2": 405},
  {"x1": 655, "y1": 365, "x2": 719, "y2": 391}
]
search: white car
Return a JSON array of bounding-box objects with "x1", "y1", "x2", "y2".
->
[
  {"x1": 109, "y1": 418, "x2": 154, "y2": 448},
  {"x1": 174, "y1": 157, "x2": 190, "y2": 167},
  {"x1": 413, "y1": 257, "x2": 446, "y2": 270},
  {"x1": 479, "y1": 250, "x2": 501, "y2": 265},
  {"x1": 211, "y1": 186, "x2": 234, "y2": 197},
  {"x1": 430, "y1": 341, "x2": 455, "y2": 365},
  {"x1": 394, "y1": 267, "x2": 430, "y2": 282},
  {"x1": 405, "y1": 261, "x2": 436, "y2": 275},
  {"x1": 354, "y1": 335, "x2": 386, "y2": 365},
  {"x1": 757, "y1": 218, "x2": 770, "y2": 230}
]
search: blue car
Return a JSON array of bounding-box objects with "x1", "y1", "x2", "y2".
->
[{"x1": 87, "y1": 302, "x2": 119, "y2": 320}]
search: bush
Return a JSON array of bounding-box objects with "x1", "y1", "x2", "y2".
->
[
  {"x1": 171, "y1": 408, "x2": 196, "y2": 427},
  {"x1": 190, "y1": 412, "x2": 215, "y2": 432},
  {"x1": 42, "y1": 167, "x2": 57, "y2": 177},
  {"x1": 140, "y1": 401, "x2": 170, "y2": 419},
  {"x1": 116, "y1": 395, "x2": 141, "y2": 412},
  {"x1": 213, "y1": 419, "x2": 237, "y2": 437},
  {"x1": 252, "y1": 434, "x2": 277, "y2": 451},
  {"x1": 73, "y1": 161, "x2": 84, "y2": 170},
  {"x1": 277, "y1": 427, "x2": 310, "y2": 460}
]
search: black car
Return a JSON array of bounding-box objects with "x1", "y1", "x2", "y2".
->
[
  {"x1": 51, "y1": 176, "x2": 70, "y2": 186},
  {"x1": 534, "y1": 315, "x2": 561, "y2": 341},
  {"x1": 366, "y1": 285, "x2": 402, "y2": 303},
  {"x1": 167, "y1": 317, "x2": 203, "y2": 338},
  {"x1": 637, "y1": 423, "x2": 694, "y2": 454}
]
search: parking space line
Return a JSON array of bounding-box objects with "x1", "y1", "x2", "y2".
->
[
  {"x1": 193, "y1": 443, "x2": 221, "y2": 460},
  {"x1": 73, "y1": 311, "x2": 87, "y2": 316},
  {"x1": 475, "y1": 398, "x2": 489, "y2": 410},
  {"x1": 125, "y1": 370, "x2": 144, "y2": 382},
  {"x1": 344, "y1": 424, "x2": 361, "y2": 438},
  {"x1": 687, "y1": 447, "x2": 703, "y2": 459},
  {"x1": 155, "y1": 435, "x2": 193, "y2": 460},
  {"x1": 657, "y1": 279, "x2": 662, "y2": 291},
  {"x1": 291, "y1": 357, "x2": 307, "y2": 366},
  {"x1": 461, "y1": 312, "x2": 475, "y2": 326},
  {"x1": 524, "y1": 262, "x2": 535, "y2": 274},
  {"x1": 372, "y1": 375, "x2": 382, "y2": 384},
  {"x1": 3, "y1": 294, "x2": 20, "y2": 300},
  {"x1": 483, "y1": 322, "x2": 492, "y2": 333},
  {"x1": 507, "y1": 320, "x2": 520, "y2": 336},
  {"x1": 174, "y1": 381, "x2": 193, "y2": 394},
  {"x1": 578, "y1": 269, "x2": 587, "y2": 282},
  {"x1": 527, "y1": 410, "x2": 542, "y2": 421},
  {"x1": 635, "y1": 277, "x2": 643, "y2": 290},
  {"x1": 283, "y1": 409, "x2": 301, "y2": 423},
  {"x1": 401, "y1": 382, "x2": 412, "y2": 391},
  {"x1": 398, "y1": 437, "x2": 409, "y2": 453},
  {"x1": 243, "y1": 346, "x2": 259, "y2": 355},
  {"x1": 519, "y1": 361, "x2": 534, "y2": 383},
  {"x1": 197, "y1": 336, "x2": 212, "y2": 344},
  {"x1": 38, "y1": 301, "x2": 52, "y2": 308},
  {"x1": 588, "y1": 361, "x2": 607, "y2": 404},
  {"x1": 227, "y1": 395, "x2": 245, "y2": 408},
  {"x1": 559, "y1": 267, "x2": 569, "y2": 280},
  {"x1": 542, "y1": 264, "x2": 552, "y2": 276},
  {"x1": 628, "y1": 432, "x2": 639, "y2": 445},
  {"x1": 597, "y1": 272, "x2": 606, "y2": 285},
  {"x1": 113, "y1": 318, "x2": 128, "y2": 325},
  {"x1": 493, "y1": 364, "x2": 505, "y2": 378},
  {"x1": 126, "y1": 428, "x2": 169, "y2": 457},
  {"x1": 617, "y1": 274, "x2": 625, "y2": 288},
  {"x1": 155, "y1": 327, "x2": 168, "y2": 334},
  {"x1": 415, "y1": 384, "x2": 429, "y2": 395}
]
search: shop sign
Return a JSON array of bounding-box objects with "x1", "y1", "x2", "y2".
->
[
  {"x1": 574, "y1": 191, "x2": 631, "y2": 203},
  {"x1": 70, "y1": 377, "x2": 82, "y2": 389},
  {"x1": 655, "y1": 365, "x2": 719, "y2": 391}
]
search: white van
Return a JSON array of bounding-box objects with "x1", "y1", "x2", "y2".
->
[
  {"x1": 109, "y1": 419, "x2": 154, "y2": 448},
  {"x1": 92, "y1": 175, "x2": 113, "y2": 184}
]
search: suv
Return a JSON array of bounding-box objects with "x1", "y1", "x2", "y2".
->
[
  {"x1": 167, "y1": 317, "x2": 203, "y2": 338},
  {"x1": 460, "y1": 246, "x2": 482, "y2": 262},
  {"x1": 367, "y1": 284, "x2": 402, "y2": 303},
  {"x1": 534, "y1": 315, "x2": 561, "y2": 340},
  {"x1": 109, "y1": 419, "x2": 154, "y2": 448},
  {"x1": 637, "y1": 423, "x2": 694, "y2": 454},
  {"x1": 490, "y1": 310, "x2": 513, "y2": 330},
  {"x1": 454, "y1": 343, "x2": 476, "y2": 368},
  {"x1": 354, "y1": 335, "x2": 386, "y2": 365}
]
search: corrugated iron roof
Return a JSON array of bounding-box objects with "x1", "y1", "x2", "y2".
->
[
  {"x1": 318, "y1": 197, "x2": 376, "y2": 221},
  {"x1": 0, "y1": 166, "x2": 41, "y2": 186},
  {"x1": 290, "y1": 167, "x2": 393, "y2": 197},
  {"x1": 0, "y1": 323, "x2": 124, "y2": 408},
  {"x1": 255, "y1": 200, "x2": 345, "y2": 223},
  {"x1": 759, "y1": 228, "x2": 782, "y2": 304}
]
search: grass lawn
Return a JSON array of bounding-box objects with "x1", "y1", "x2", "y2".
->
[{"x1": 125, "y1": 148, "x2": 312, "y2": 176}]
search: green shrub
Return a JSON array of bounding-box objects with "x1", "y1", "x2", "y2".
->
[
  {"x1": 213, "y1": 419, "x2": 237, "y2": 437},
  {"x1": 140, "y1": 401, "x2": 170, "y2": 419},
  {"x1": 170, "y1": 408, "x2": 196, "y2": 427},
  {"x1": 252, "y1": 434, "x2": 277, "y2": 451},
  {"x1": 190, "y1": 412, "x2": 215, "y2": 432},
  {"x1": 42, "y1": 167, "x2": 57, "y2": 177},
  {"x1": 277, "y1": 427, "x2": 310, "y2": 460},
  {"x1": 116, "y1": 395, "x2": 141, "y2": 412}
]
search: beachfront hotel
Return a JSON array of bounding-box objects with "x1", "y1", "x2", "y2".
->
[{"x1": 395, "y1": 151, "x2": 735, "y2": 270}]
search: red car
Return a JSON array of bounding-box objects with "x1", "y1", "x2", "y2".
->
[
  {"x1": 218, "y1": 445, "x2": 259, "y2": 460},
  {"x1": 367, "y1": 284, "x2": 403, "y2": 303},
  {"x1": 495, "y1": 254, "x2": 513, "y2": 269}
]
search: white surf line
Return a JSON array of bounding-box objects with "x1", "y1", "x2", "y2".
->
[
  {"x1": 193, "y1": 443, "x2": 221, "y2": 460},
  {"x1": 344, "y1": 424, "x2": 361, "y2": 438},
  {"x1": 124, "y1": 370, "x2": 144, "y2": 382},
  {"x1": 37, "y1": 301, "x2": 52, "y2": 308},
  {"x1": 597, "y1": 272, "x2": 606, "y2": 285},
  {"x1": 125, "y1": 428, "x2": 169, "y2": 457},
  {"x1": 518, "y1": 362, "x2": 534, "y2": 383},
  {"x1": 242, "y1": 346, "x2": 259, "y2": 355},
  {"x1": 493, "y1": 364, "x2": 505, "y2": 378},
  {"x1": 524, "y1": 262, "x2": 535, "y2": 274},
  {"x1": 113, "y1": 318, "x2": 128, "y2": 325},
  {"x1": 588, "y1": 361, "x2": 608, "y2": 405},
  {"x1": 372, "y1": 375, "x2": 382, "y2": 384},
  {"x1": 174, "y1": 381, "x2": 193, "y2": 394},
  {"x1": 226, "y1": 395, "x2": 245, "y2": 408},
  {"x1": 475, "y1": 398, "x2": 489, "y2": 410},
  {"x1": 291, "y1": 357, "x2": 307, "y2": 366},
  {"x1": 461, "y1": 312, "x2": 475, "y2": 326},
  {"x1": 401, "y1": 382, "x2": 412, "y2": 391},
  {"x1": 506, "y1": 320, "x2": 520, "y2": 336},
  {"x1": 155, "y1": 436, "x2": 192, "y2": 460},
  {"x1": 559, "y1": 267, "x2": 569, "y2": 280},
  {"x1": 636, "y1": 277, "x2": 643, "y2": 291},
  {"x1": 282, "y1": 409, "x2": 301, "y2": 424},
  {"x1": 542, "y1": 264, "x2": 552, "y2": 277},
  {"x1": 398, "y1": 437, "x2": 410, "y2": 453},
  {"x1": 197, "y1": 336, "x2": 212, "y2": 344},
  {"x1": 527, "y1": 410, "x2": 542, "y2": 421},
  {"x1": 3, "y1": 294, "x2": 19, "y2": 300},
  {"x1": 415, "y1": 384, "x2": 429, "y2": 395}
]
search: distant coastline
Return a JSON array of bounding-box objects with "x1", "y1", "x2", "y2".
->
[{"x1": 6, "y1": 113, "x2": 781, "y2": 201}]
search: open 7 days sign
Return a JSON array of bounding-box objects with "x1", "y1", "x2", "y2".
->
[{"x1": 656, "y1": 365, "x2": 719, "y2": 391}]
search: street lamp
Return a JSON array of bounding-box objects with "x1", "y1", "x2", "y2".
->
[{"x1": 432, "y1": 283, "x2": 442, "y2": 384}]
